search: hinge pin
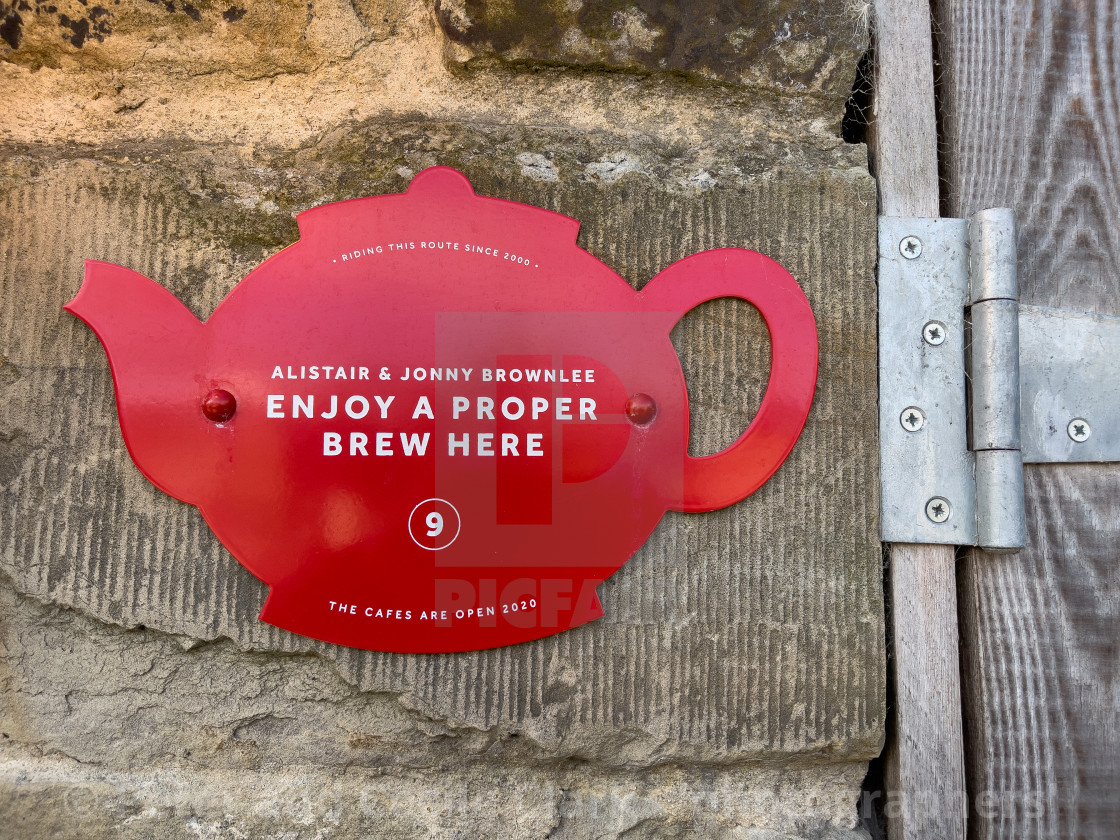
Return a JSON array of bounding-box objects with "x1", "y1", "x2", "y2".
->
[{"x1": 969, "y1": 209, "x2": 1026, "y2": 551}]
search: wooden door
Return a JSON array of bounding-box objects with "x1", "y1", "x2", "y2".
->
[{"x1": 877, "y1": 2, "x2": 1120, "y2": 838}]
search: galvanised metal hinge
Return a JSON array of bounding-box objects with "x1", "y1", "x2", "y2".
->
[{"x1": 878, "y1": 210, "x2": 1120, "y2": 552}]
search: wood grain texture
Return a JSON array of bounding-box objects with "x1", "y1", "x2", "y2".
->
[
  {"x1": 873, "y1": 2, "x2": 968, "y2": 838},
  {"x1": 0, "y1": 140, "x2": 884, "y2": 766},
  {"x1": 885, "y1": 544, "x2": 968, "y2": 839},
  {"x1": 937, "y1": 2, "x2": 1120, "y2": 837},
  {"x1": 872, "y1": 0, "x2": 940, "y2": 218}
]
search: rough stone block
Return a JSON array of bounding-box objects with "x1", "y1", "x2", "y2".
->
[
  {"x1": 0, "y1": 124, "x2": 882, "y2": 768},
  {"x1": 0, "y1": 2, "x2": 882, "y2": 835},
  {"x1": 435, "y1": 0, "x2": 865, "y2": 107},
  {"x1": 0, "y1": 573, "x2": 872, "y2": 838}
]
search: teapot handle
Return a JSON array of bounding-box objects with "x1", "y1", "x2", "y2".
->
[{"x1": 639, "y1": 249, "x2": 818, "y2": 512}]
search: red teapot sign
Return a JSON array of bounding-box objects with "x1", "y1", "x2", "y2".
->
[{"x1": 66, "y1": 167, "x2": 817, "y2": 652}]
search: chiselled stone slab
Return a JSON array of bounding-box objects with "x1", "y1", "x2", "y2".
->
[
  {"x1": 0, "y1": 123, "x2": 882, "y2": 765},
  {"x1": 0, "y1": 572, "x2": 869, "y2": 839},
  {"x1": 1, "y1": 0, "x2": 863, "y2": 109},
  {"x1": 435, "y1": 0, "x2": 865, "y2": 102}
]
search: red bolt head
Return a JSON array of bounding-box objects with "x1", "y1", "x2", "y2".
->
[
  {"x1": 626, "y1": 393, "x2": 657, "y2": 426},
  {"x1": 201, "y1": 389, "x2": 237, "y2": 423}
]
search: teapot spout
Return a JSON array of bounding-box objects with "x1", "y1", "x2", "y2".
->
[
  {"x1": 66, "y1": 261, "x2": 203, "y2": 347},
  {"x1": 66, "y1": 261, "x2": 211, "y2": 502}
]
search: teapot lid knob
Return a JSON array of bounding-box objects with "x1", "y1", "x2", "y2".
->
[{"x1": 406, "y1": 166, "x2": 477, "y2": 197}]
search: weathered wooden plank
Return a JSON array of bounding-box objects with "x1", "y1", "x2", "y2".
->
[
  {"x1": 937, "y1": 1, "x2": 1120, "y2": 837},
  {"x1": 872, "y1": 1, "x2": 967, "y2": 838},
  {"x1": 872, "y1": 0, "x2": 939, "y2": 218},
  {"x1": 884, "y1": 544, "x2": 967, "y2": 838}
]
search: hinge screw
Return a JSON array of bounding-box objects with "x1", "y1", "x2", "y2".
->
[
  {"x1": 922, "y1": 320, "x2": 946, "y2": 346},
  {"x1": 900, "y1": 406, "x2": 926, "y2": 432},
  {"x1": 925, "y1": 497, "x2": 951, "y2": 523},
  {"x1": 900, "y1": 236, "x2": 923, "y2": 259},
  {"x1": 1067, "y1": 417, "x2": 1091, "y2": 442}
]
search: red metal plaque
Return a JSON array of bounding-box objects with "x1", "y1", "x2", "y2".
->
[{"x1": 65, "y1": 167, "x2": 818, "y2": 652}]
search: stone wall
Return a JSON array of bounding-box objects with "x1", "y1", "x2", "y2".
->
[{"x1": 0, "y1": 2, "x2": 882, "y2": 837}]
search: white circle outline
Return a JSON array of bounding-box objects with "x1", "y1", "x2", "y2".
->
[{"x1": 408, "y1": 498, "x2": 461, "y2": 551}]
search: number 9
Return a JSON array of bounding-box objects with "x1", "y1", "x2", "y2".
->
[{"x1": 425, "y1": 512, "x2": 444, "y2": 537}]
